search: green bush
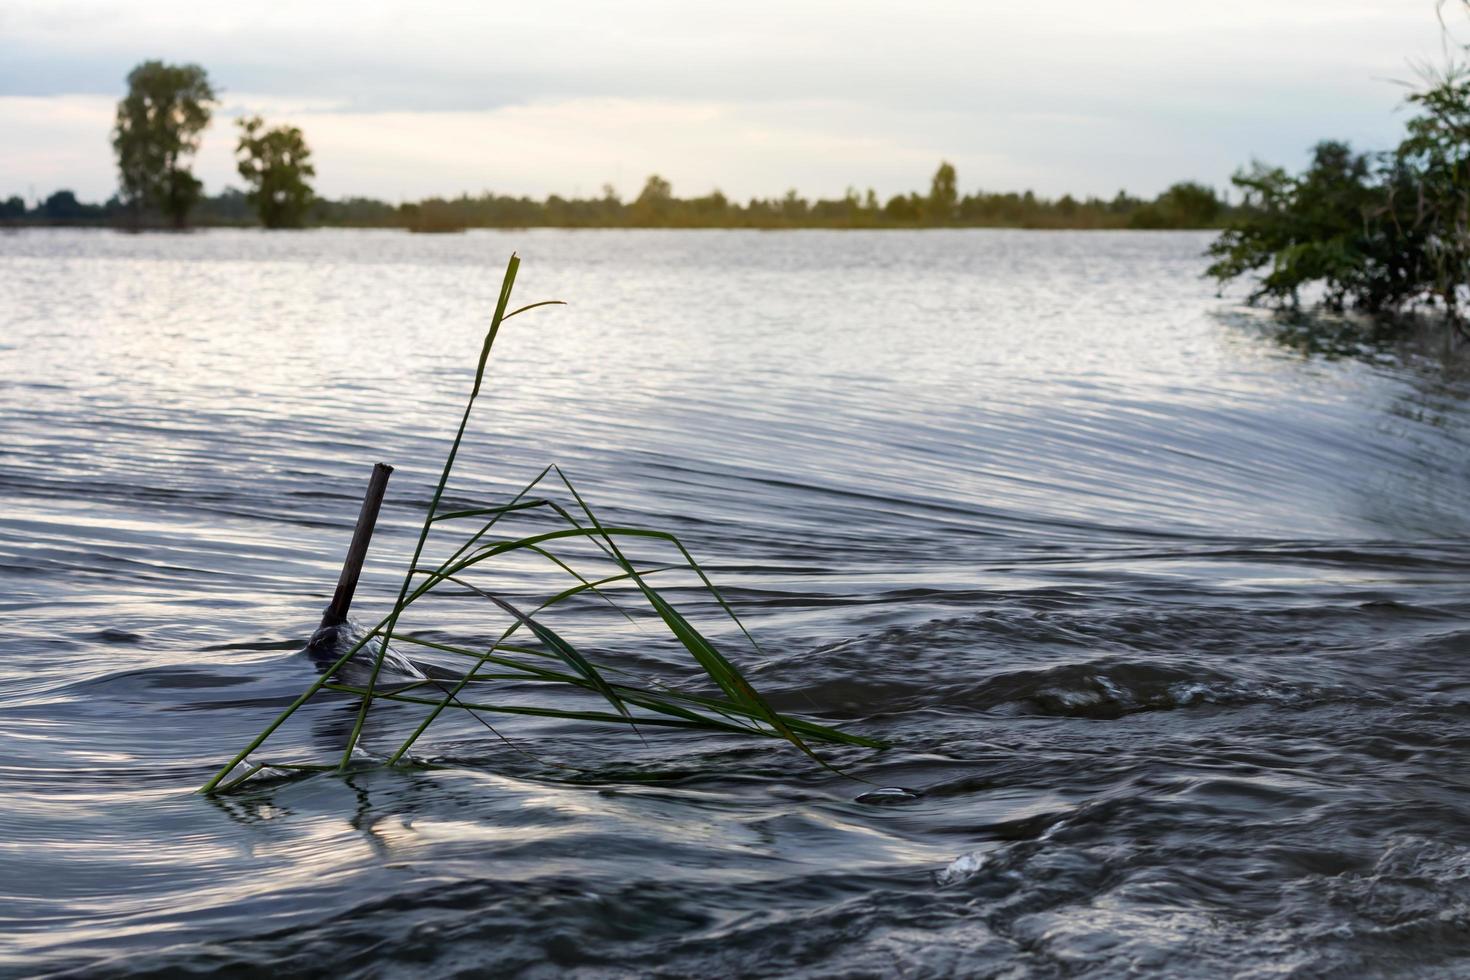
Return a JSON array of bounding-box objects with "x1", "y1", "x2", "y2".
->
[{"x1": 1208, "y1": 70, "x2": 1470, "y2": 338}]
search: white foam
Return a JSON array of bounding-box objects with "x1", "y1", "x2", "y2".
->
[{"x1": 938, "y1": 850, "x2": 985, "y2": 885}]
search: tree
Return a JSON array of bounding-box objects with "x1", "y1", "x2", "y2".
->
[
  {"x1": 928, "y1": 161, "x2": 958, "y2": 223},
  {"x1": 1206, "y1": 67, "x2": 1470, "y2": 340},
  {"x1": 0, "y1": 196, "x2": 24, "y2": 220},
  {"x1": 235, "y1": 116, "x2": 317, "y2": 228},
  {"x1": 780, "y1": 188, "x2": 808, "y2": 221},
  {"x1": 39, "y1": 190, "x2": 102, "y2": 222},
  {"x1": 1131, "y1": 181, "x2": 1223, "y2": 229},
  {"x1": 638, "y1": 174, "x2": 673, "y2": 202},
  {"x1": 112, "y1": 61, "x2": 216, "y2": 228},
  {"x1": 632, "y1": 174, "x2": 673, "y2": 224},
  {"x1": 1207, "y1": 142, "x2": 1380, "y2": 309},
  {"x1": 1388, "y1": 67, "x2": 1470, "y2": 321},
  {"x1": 884, "y1": 193, "x2": 921, "y2": 224}
]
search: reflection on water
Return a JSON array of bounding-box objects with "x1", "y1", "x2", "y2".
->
[{"x1": 1, "y1": 228, "x2": 1468, "y2": 976}]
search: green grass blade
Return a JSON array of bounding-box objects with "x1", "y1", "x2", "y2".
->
[
  {"x1": 205, "y1": 255, "x2": 879, "y2": 793},
  {"x1": 339, "y1": 253, "x2": 537, "y2": 770}
]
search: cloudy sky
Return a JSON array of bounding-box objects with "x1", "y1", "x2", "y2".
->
[{"x1": 0, "y1": 1, "x2": 1462, "y2": 204}]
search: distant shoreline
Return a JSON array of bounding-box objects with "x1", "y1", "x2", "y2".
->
[
  {"x1": 3, "y1": 172, "x2": 1231, "y2": 233},
  {"x1": 0, "y1": 221, "x2": 1221, "y2": 233}
]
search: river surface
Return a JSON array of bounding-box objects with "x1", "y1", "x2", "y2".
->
[{"x1": 1, "y1": 228, "x2": 1468, "y2": 978}]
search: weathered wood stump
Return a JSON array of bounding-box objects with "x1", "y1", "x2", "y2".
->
[{"x1": 319, "y1": 462, "x2": 393, "y2": 630}]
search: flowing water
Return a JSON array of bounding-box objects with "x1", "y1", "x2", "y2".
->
[{"x1": 1, "y1": 228, "x2": 1468, "y2": 978}]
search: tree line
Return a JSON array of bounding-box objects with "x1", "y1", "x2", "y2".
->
[{"x1": 0, "y1": 59, "x2": 1231, "y2": 232}]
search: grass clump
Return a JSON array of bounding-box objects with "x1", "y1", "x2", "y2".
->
[{"x1": 201, "y1": 254, "x2": 879, "y2": 794}]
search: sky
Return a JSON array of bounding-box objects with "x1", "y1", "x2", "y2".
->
[{"x1": 0, "y1": 0, "x2": 1464, "y2": 204}]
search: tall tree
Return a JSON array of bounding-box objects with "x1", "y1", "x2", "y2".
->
[
  {"x1": 112, "y1": 61, "x2": 216, "y2": 228},
  {"x1": 631, "y1": 174, "x2": 674, "y2": 224},
  {"x1": 928, "y1": 161, "x2": 958, "y2": 223},
  {"x1": 235, "y1": 116, "x2": 317, "y2": 228}
]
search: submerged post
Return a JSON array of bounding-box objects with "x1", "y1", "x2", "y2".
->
[{"x1": 320, "y1": 462, "x2": 393, "y2": 630}]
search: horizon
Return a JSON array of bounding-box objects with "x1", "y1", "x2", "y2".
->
[{"x1": 0, "y1": 1, "x2": 1463, "y2": 205}]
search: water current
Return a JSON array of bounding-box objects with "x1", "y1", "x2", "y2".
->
[{"x1": 1, "y1": 228, "x2": 1467, "y2": 977}]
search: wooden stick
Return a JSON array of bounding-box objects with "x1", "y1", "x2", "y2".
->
[{"x1": 321, "y1": 462, "x2": 394, "y2": 629}]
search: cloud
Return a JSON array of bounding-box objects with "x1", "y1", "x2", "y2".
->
[
  {"x1": 0, "y1": 0, "x2": 1457, "y2": 201},
  {"x1": 0, "y1": 95, "x2": 114, "y2": 199}
]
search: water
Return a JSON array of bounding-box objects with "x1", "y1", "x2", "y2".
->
[{"x1": 1, "y1": 228, "x2": 1468, "y2": 977}]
